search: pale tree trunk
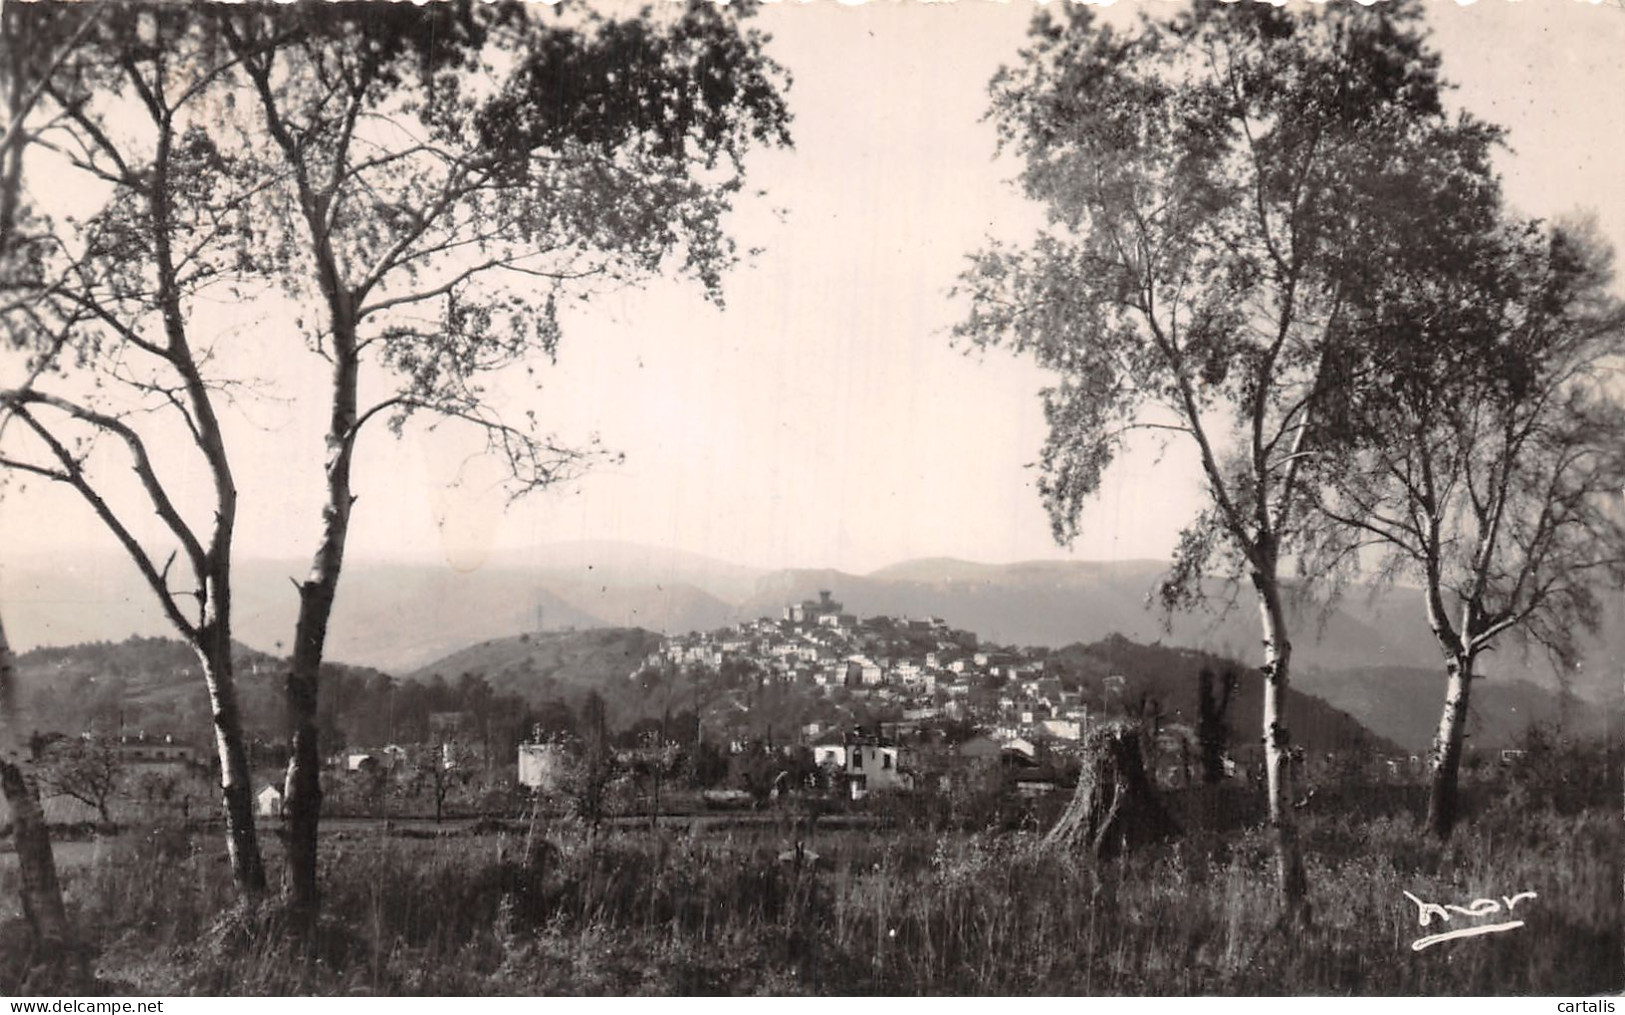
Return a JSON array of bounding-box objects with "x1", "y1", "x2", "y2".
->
[
  {"x1": 285, "y1": 517, "x2": 344, "y2": 923},
  {"x1": 1254, "y1": 570, "x2": 1309, "y2": 919},
  {"x1": 182, "y1": 404, "x2": 265, "y2": 897},
  {"x1": 283, "y1": 613, "x2": 323, "y2": 925},
  {"x1": 1425, "y1": 651, "x2": 1475, "y2": 840},
  {"x1": 196, "y1": 627, "x2": 265, "y2": 894},
  {"x1": 0, "y1": 611, "x2": 78, "y2": 980},
  {"x1": 1420, "y1": 562, "x2": 1476, "y2": 842},
  {"x1": 284, "y1": 331, "x2": 359, "y2": 925},
  {"x1": 150, "y1": 99, "x2": 267, "y2": 899}
]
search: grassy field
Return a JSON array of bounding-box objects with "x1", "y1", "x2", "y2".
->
[{"x1": 2, "y1": 759, "x2": 1618, "y2": 997}]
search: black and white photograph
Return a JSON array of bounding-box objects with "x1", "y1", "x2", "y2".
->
[{"x1": 0, "y1": 0, "x2": 1620, "y2": 997}]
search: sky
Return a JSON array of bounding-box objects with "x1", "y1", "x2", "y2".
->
[{"x1": 4, "y1": 0, "x2": 1625, "y2": 578}]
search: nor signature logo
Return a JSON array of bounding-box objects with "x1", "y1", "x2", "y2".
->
[{"x1": 1402, "y1": 889, "x2": 1537, "y2": 951}]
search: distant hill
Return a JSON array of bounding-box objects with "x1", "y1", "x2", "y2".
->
[
  {"x1": 13, "y1": 636, "x2": 303, "y2": 744},
  {"x1": 409, "y1": 627, "x2": 662, "y2": 695},
  {"x1": 406, "y1": 627, "x2": 672, "y2": 731},
  {"x1": 4, "y1": 543, "x2": 1618, "y2": 704},
  {"x1": 20, "y1": 627, "x2": 1608, "y2": 762},
  {"x1": 1042, "y1": 636, "x2": 1402, "y2": 756},
  {"x1": 490, "y1": 540, "x2": 766, "y2": 602},
  {"x1": 405, "y1": 627, "x2": 1398, "y2": 755},
  {"x1": 734, "y1": 563, "x2": 1176, "y2": 653},
  {"x1": 1294, "y1": 665, "x2": 1620, "y2": 753},
  {"x1": 546, "y1": 581, "x2": 735, "y2": 635}
]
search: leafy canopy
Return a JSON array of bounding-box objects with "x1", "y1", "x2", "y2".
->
[{"x1": 957, "y1": 2, "x2": 1501, "y2": 609}]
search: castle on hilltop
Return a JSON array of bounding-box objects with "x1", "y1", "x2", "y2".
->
[{"x1": 783, "y1": 590, "x2": 855, "y2": 628}]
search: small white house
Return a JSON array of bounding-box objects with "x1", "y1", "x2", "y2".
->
[
  {"x1": 1002, "y1": 737, "x2": 1037, "y2": 762},
  {"x1": 517, "y1": 742, "x2": 569, "y2": 792},
  {"x1": 813, "y1": 743, "x2": 848, "y2": 769},
  {"x1": 1039, "y1": 719, "x2": 1082, "y2": 742},
  {"x1": 346, "y1": 744, "x2": 406, "y2": 772},
  {"x1": 845, "y1": 743, "x2": 910, "y2": 799},
  {"x1": 256, "y1": 785, "x2": 284, "y2": 818}
]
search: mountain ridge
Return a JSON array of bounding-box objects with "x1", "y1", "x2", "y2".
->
[{"x1": 3, "y1": 544, "x2": 1618, "y2": 704}]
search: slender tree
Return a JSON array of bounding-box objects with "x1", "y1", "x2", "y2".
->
[
  {"x1": 0, "y1": 2, "x2": 84, "y2": 967},
  {"x1": 956, "y1": 2, "x2": 1496, "y2": 915},
  {"x1": 406, "y1": 739, "x2": 470, "y2": 826},
  {"x1": 0, "y1": 6, "x2": 268, "y2": 895},
  {"x1": 1310, "y1": 216, "x2": 1625, "y2": 839},
  {"x1": 624, "y1": 726, "x2": 681, "y2": 831},
  {"x1": 1196, "y1": 666, "x2": 1237, "y2": 785},
  {"x1": 2, "y1": 2, "x2": 789, "y2": 922},
  {"x1": 208, "y1": 1, "x2": 791, "y2": 920},
  {"x1": 0, "y1": 612, "x2": 75, "y2": 980}
]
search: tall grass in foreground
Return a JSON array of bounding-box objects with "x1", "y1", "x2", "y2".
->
[{"x1": 5, "y1": 778, "x2": 1612, "y2": 997}]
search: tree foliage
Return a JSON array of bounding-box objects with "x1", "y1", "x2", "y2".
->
[
  {"x1": 1311, "y1": 218, "x2": 1625, "y2": 670},
  {"x1": 1305, "y1": 204, "x2": 1625, "y2": 839},
  {"x1": 957, "y1": 2, "x2": 1496, "y2": 588},
  {"x1": 206, "y1": 0, "x2": 792, "y2": 482},
  {"x1": 955, "y1": 1, "x2": 1501, "y2": 912},
  {"x1": 0, "y1": 0, "x2": 791, "y2": 914}
]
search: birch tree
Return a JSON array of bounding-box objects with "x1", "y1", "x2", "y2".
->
[
  {"x1": 0, "y1": 5, "x2": 269, "y2": 895},
  {"x1": 2, "y1": 2, "x2": 789, "y2": 924},
  {"x1": 208, "y1": 1, "x2": 790, "y2": 920},
  {"x1": 0, "y1": 3, "x2": 83, "y2": 967},
  {"x1": 1311, "y1": 216, "x2": 1625, "y2": 839},
  {"x1": 955, "y1": 2, "x2": 1496, "y2": 915}
]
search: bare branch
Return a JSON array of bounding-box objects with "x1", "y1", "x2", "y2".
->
[
  {"x1": 4, "y1": 407, "x2": 199, "y2": 641},
  {"x1": 0, "y1": 388, "x2": 208, "y2": 582}
]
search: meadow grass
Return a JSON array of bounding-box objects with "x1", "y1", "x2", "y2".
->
[{"x1": 7, "y1": 774, "x2": 1615, "y2": 996}]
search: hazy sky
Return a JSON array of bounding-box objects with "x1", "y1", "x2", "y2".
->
[{"x1": 4, "y1": 0, "x2": 1625, "y2": 577}]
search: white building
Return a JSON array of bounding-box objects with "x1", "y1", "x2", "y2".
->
[
  {"x1": 256, "y1": 785, "x2": 284, "y2": 818},
  {"x1": 813, "y1": 743, "x2": 848, "y2": 769},
  {"x1": 848, "y1": 656, "x2": 884, "y2": 686},
  {"x1": 844, "y1": 742, "x2": 910, "y2": 799},
  {"x1": 518, "y1": 742, "x2": 569, "y2": 792},
  {"x1": 1039, "y1": 719, "x2": 1082, "y2": 741}
]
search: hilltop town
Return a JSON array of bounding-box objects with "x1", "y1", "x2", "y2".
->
[
  {"x1": 653, "y1": 589, "x2": 1088, "y2": 744},
  {"x1": 617, "y1": 589, "x2": 1102, "y2": 800},
  {"x1": 7, "y1": 587, "x2": 1415, "y2": 827},
  {"x1": 526, "y1": 589, "x2": 1403, "y2": 805}
]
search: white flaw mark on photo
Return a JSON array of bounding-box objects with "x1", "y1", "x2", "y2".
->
[{"x1": 1403, "y1": 890, "x2": 1538, "y2": 952}]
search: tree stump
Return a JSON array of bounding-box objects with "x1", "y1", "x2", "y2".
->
[{"x1": 1044, "y1": 720, "x2": 1178, "y2": 859}]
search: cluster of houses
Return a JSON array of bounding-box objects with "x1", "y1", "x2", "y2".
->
[
  {"x1": 654, "y1": 591, "x2": 1100, "y2": 738},
  {"x1": 510, "y1": 593, "x2": 1150, "y2": 802},
  {"x1": 642, "y1": 594, "x2": 1490, "y2": 799},
  {"x1": 803, "y1": 730, "x2": 1080, "y2": 800},
  {"x1": 257, "y1": 727, "x2": 466, "y2": 818},
  {"x1": 60, "y1": 597, "x2": 1491, "y2": 823}
]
